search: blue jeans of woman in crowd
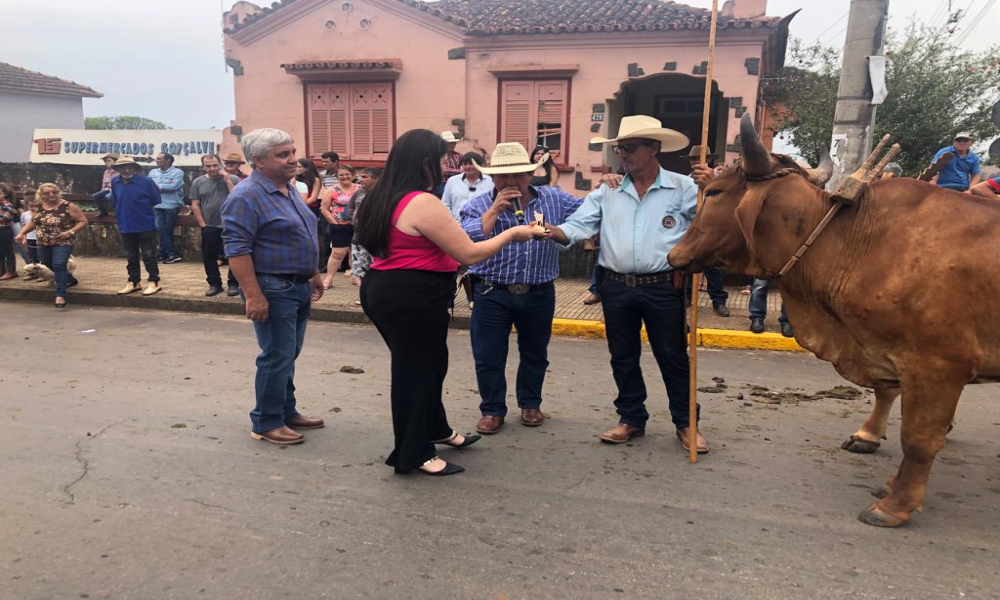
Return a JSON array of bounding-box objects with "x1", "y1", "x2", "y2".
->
[{"x1": 37, "y1": 245, "x2": 75, "y2": 296}]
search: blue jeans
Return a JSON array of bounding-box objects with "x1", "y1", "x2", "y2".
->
[
  {"x1": 748, "y1": 279, "x2": 788, "y2": 324},
  {"x1": 588, "y1": 250, "x2": 600, "y2": 296},
  {"x1": 599, "y1": 277, "x2": 697, "y2": 429},
  {"x1": 154, "y1": 207, "x2": 180, "y2": 259},
  {"x1": 37, "y1": 245, "x2": 75, "y2": 296},
  {"x1": 247, "y1": 276, "x2": 312, "y2": 433},
  {"x1": 470, "y1": 281, "x2": 555, "y2": 417}
]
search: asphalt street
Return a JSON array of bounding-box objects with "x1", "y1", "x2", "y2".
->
[{"x1": 1, "y1": 302, "x2": 998, "y2": 599}]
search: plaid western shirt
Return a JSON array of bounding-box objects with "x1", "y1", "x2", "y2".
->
[
  {"x1": 222, "y1": 169, "x2": 319, "y2": 276},
  {"x1": 461, "y1": 185, "x2": 582, "y2": 284}
]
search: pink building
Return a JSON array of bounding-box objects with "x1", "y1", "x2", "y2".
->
[{"x1": 223, "y1": 0, "x2": 792, "y2": 194}]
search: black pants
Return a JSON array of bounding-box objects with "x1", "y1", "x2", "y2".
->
[
  {"x1": 121, "y1": 230, "x2": 160, "y2": 283},
  {"x1": 0, "y1": 227, "x2": 15, "y2": 266},
  {"x1": 361, "y1": 269, "x2": 455, "y2": 470},
  {"x1": 200, "y1": 226, "x2": 236, "y2": 287},
  {"x1": 599, "y1": 276, "x2": 698, "y2": 429}
]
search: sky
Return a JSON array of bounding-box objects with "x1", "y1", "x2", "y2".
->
[{"x1": 0, "y1": 0, "x2": 996, "y2": 130}]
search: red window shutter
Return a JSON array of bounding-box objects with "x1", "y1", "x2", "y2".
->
[
  {"x1": 352, "y1": 85, "x2": 373, "y2": 158},
  {"x1": 369, "y1": 83, "x2": 393, "y2": 157},
  {"x1": 327, "y1": 84, "x2": 350, "y2": 156},
  {"x1": 307, "y1": 84, "x2": 350, "y2": 156},
  {"x1": 349, "y1": 83, "x2": 394, "y2": 160},
  {"x1": 536, "y1": 81, "x2": 567, "y2": 153},
  {"x1": 501, "y1": 81, "x2": 533, "y2": 150},
  {"x1": 307, "y1": 85, "x2": 331, "y2": 153},
  {"x1": 307, "y1": 82, "x2": 393, "y2": 160}
]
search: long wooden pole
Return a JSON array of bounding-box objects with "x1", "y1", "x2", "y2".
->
[{"x1": 689, "y1": 0, "x2": 720, "y2": 464}]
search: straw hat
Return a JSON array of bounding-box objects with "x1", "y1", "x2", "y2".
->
[
  {"x1": 223, "y1": 152, "x2": 246, "y2": 164},
  {"x1": 685, "y1": 145, "x2": 718, "y2": 161},
  {"x1": 591, "y1": 115, "x2": 689, "y2": 152},
  {"x1": 111, "y1": 156, "x2": 142, "y2": 170},
  {"x1": 440, "y1": 131, "x2": 462, "y2": 144},
  {"x1": 100, "y1": 152, "x2": 120, "y2": 161},
  {"x1": 473, "y1": 143, "x2": 549, "y2": 175}
]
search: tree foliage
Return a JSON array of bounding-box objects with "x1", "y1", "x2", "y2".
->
[
  {"x1": 764, "y1": 22, "x2": 999, "y2": 175},
  {"x1": 85, "y1": 116, "x2": 170, "y2": 130}
]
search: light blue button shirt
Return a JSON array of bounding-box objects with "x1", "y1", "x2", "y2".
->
[
  {"x1": 441, "y1": 173, "x2": 493, "y2": 221},
  {"x1": 149, "y1": 165, "x2": 186, "y2": 209},
  {"x1": 557, "y1": 168, "x2": 698, "y2": 274}
]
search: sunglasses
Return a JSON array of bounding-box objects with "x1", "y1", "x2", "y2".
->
[{"x1": 612, "y1": 143, "x2": 648, "y2": 155}]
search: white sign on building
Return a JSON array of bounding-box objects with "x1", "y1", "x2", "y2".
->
[{"x1": 29, "y1": 129, "x2": 224, "y2": 167}]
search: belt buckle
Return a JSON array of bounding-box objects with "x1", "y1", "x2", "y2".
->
[
  {"x1": 509, "y1": 283, "x2": 530, "y2": 294},
  {"x1": 624, "y1": 274, "x2": 638, "y2": 287}
]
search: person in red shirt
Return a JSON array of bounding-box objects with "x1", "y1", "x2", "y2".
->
[{"x1": 969, "y1": 176, "x2": 1000, "y2": 199}]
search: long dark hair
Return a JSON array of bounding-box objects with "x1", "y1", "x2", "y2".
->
[
  {"x1": 296, "y1": 158, "x2": 319, "y2": 190},
  {"x1": 531, "y1": 145, "x2": 556, "y2": 170},
  {"x1": 355, "y1": 129, "x2": 447, "y2": 258}
]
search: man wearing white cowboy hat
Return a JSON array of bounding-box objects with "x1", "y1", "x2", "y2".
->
[
  {"x1": 109, "y1": 156, "x2": 163, "y2": 296},
  {"x1": 440, "y1": 131, "x2": 463, "y2": 179},
  {"x1": 549, "y1": 115, "x2": 708, "y2": 454},
  {"x1": 460, "y1": 142, "x2": 583, "y2": 435}
]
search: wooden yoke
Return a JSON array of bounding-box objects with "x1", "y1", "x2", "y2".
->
[
  {"x1": 779, "y1": 138, "x2": 900, "y2": 277},
  {"x1": 829, "y1": 135, "x2": 901, "y2": 206}
]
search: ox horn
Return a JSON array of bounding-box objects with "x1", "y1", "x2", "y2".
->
[
  {"x1": 739, "y1": 113, "x2": 773, "y2": 177},
  {"x1": 806, "y1": 145, "x2": 833, "y2": 187}
]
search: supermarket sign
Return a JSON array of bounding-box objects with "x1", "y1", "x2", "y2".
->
[{"x1": 30, "y1": 129, "x2": 223, "y2": 167}]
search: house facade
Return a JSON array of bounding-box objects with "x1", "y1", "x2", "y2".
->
[
  {"x1": 0, "y1": 62, "x2": 102, "y2": 163},
  {"x1": 223, "y1": 0, "x2": 792, "y2": 194}
]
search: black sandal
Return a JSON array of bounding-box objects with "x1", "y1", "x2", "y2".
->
[
  {"x1": 395, "y1": 457, "x2": 465, "y2": 476},
  {"x1": 433, "y1": 430, "x2": 482, "y2": 448}
]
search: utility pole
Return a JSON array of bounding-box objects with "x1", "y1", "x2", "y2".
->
[{"x1": 828, "y1": 0, "x2": 890, "y2": 188}]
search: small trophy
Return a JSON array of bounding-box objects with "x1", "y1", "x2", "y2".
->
[{"x1": 531, "y1": 211, "x2": 550, "y2": 233}]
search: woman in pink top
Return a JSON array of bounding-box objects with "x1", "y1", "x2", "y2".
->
[{"x1": 355, "y1": 129, "x2": 545, "y2": 476}]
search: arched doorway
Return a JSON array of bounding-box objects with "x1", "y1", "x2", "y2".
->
[{"x1": 604, "y1": 73, "x2": 728, "y2": 174}]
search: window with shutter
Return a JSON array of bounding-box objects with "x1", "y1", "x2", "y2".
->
[
  {"x1": 499, "y1": 79, "x2": 570, "y2": 164},
  {"x1": 306, "y1": 82, "x2": 394, "y2": 160}
]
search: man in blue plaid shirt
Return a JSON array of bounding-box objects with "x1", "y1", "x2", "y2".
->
[
  {"x1": 461, "y1": 143, "x2": 582, "y2": 435},
  {"x1": 222, "y1": 128, "x2": 326, "y2": 446}
]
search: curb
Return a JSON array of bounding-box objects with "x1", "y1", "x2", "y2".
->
[
  {"x1": 552, "y1": 318, "x2": 805, "y2": 351},
  {"x1": 0, "y1": 289, "x2": 802, "y2": 352}
]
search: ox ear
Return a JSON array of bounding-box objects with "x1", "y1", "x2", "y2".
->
[{"x1": 734, "y1": 189, "x2": 766, "y2": 261}]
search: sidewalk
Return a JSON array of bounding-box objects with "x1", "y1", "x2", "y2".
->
[{"x1": 0, "y1": 256, "x2": 802, "y2": 350}]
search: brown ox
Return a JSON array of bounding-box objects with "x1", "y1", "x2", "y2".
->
[{"x1": 669, "y1": 114, "x2": 1000, "y2": 527}]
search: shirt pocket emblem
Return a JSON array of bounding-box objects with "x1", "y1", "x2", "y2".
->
[{"x1": 662, "y1": 215, "x2": 677, "y2": 229}]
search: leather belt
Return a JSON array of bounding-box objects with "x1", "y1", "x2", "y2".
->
[
  {"x1": 256, "y1": 272, "x2": 314, "y2": 284},
  {"x1": 603, "y1": 269, "x2": 674, "y2": 288},
  {"x1": 474, "y1": 277, "x2": 554, "y2": 295}
]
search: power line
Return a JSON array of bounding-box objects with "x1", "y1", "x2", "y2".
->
[
  {"x1": 928, "y1": 0, "x2": 950, "y2": 23},
  {"x1": 955, "y1": 0, "x2": 997, "y2": 45},
  {"x1": 810, "y1": 10, "x2": 849, "y2": 44}
]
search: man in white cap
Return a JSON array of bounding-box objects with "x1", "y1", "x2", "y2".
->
[
  {"x1": 460, "y1": 142, "x2": 582, "y2": 434},
  {"x1": 548, "y1": 115, "x2": 708, "y2": 454},
  {"x1": 930, "y1": 132, "x2": 981, "y2": 192}
]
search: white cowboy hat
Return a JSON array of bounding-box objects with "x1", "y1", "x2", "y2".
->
[
  {"x1": 473, "y1": 142, "x2": 549, "y2": 175},
  {"x1": 591, "y1": 115, "x2": 689, "y2": 152},
  {"x1": 440, "y1": 131, "x2": 462, "y2": 143}
]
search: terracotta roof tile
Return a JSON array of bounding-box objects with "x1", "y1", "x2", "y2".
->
[
  {"x1": 0, "y1": 62, "x2": 102, "y2": 98},
  {"x1": 225, "y1": 0, "x2": 778, "y2": 36}
]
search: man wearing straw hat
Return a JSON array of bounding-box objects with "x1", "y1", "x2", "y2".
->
[
  {"x1": 549, "y1": 115, "x2": 708, "y2": 453},
  {"x1": 109, "y1": 156, "x2": 163, "y2": 296},
  {"x1": 440, "y1": 131, "x2": 463, "y2": 179},
  {"x1": 222, "y1": 152, "x2": 249, "y2": 181},
  {"x1": 460, "y1": 142, "x2": 583, "y2": 435}
]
